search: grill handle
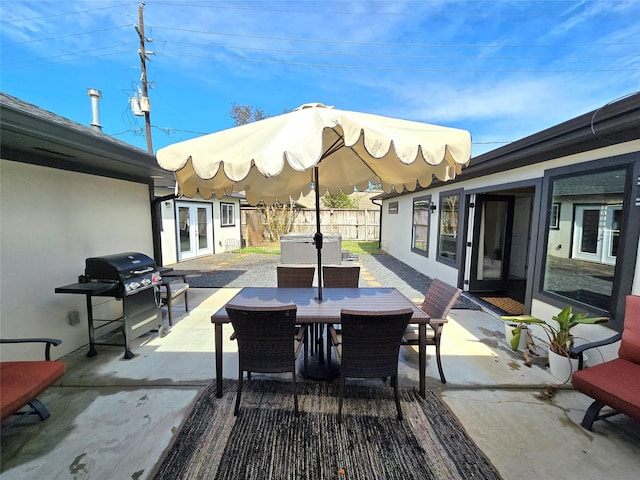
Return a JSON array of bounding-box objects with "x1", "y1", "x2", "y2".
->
[{"x1": 131, "y1": 266, "x2": 155, "y2": 275}]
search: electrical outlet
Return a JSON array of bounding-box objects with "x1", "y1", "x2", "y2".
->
[{"x1": 68, "y1": 310, "x2": 80, "y2": 326}]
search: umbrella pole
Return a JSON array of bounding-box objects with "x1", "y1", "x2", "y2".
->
[{"x1": 314, "y1": 166, "x2": 323, "y2": 302}]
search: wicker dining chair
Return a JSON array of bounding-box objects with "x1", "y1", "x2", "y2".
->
[
  {"x1": 277, "y1": 266, "x2": 315, "y2": 288},
  {"x1": 322, "y1": 266, "x2": 360, "y2": 288},
  {"x1": 226, "y1": 304, "x2": 303, "y2": 416},
  {"x1": 321, "y1": 265, "x2": 361, "y2": 363},
  {"x1": 329, "y1": 308, "x2": 413, "y2": 422},
  {"x1": 401, "y1": 279, "x2": 462, "y2": 384}
]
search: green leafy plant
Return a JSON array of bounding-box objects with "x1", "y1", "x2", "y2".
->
[{"x1": 502, "y1": 306, "x2": 608, "y2": 357}]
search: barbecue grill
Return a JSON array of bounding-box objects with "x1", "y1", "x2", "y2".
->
[
  {"x1": 56, "y1": 252, "x2": 163, "y2": 359},
  {"x1": 85, "y1": 252, "x2": 158, "y2": 295}
]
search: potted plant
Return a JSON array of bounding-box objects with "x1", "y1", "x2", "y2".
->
[{"x1": 502, "y1": 306, "x2": 608, "y2": 381}]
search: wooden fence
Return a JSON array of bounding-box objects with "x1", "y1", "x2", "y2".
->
[{"x1": 241, "y1": 207, "x2": 380, "y2": 246}]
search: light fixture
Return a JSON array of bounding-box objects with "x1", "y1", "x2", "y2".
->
[{"x1": 430, "y1": 204, "x2": 437, "y2": 213}]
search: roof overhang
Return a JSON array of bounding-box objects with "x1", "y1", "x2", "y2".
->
[{"x1": 0, "y1": 92, "x2": 176, "y2": 192}]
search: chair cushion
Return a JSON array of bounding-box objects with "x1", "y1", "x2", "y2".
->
[
  {"x1": 401, "y1": 326, "x2": 436, "y2": 343},
  {"x1": 619, "y1": 295, "x2": 640, "y2": 364},
  {"x1": 159, "y1": 283, "x2": 189, "y2": 299},
  {"x1": 0, "y1": 361, "x2": 66, "y2": 421},
  {"x1": 571, "y1": 358, "x2": 640, "y2": 421}
]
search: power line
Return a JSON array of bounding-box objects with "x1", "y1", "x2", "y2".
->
[
  {"x1": 159, "y1": 50, "x2": 638, "y2": 73},
  {"x1": 150, "y1": 25, "x2": 640, "y2": 49},
  {"x1": 2, "y1": 43, "x2": 136, "y2": 68},
  {"x1": 150, "y1": 0, "x2": 636, "y2": 19},
  {"x1": 8, "y1": 25, "x2": 132, "y2": 45},
  {"x1": 0, "y1": 3, "x2": 132, "y2": 23},
  {"x1": 166, "y1": 39, "x2": 638, "y2": 61}
]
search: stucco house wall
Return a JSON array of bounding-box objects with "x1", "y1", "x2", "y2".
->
[
  {"x1": 0, "y1": 92, "x2": 176, "y2": 361},
  {"x1": 0, "y1": 160, "x2": 156, "y2": 360}
]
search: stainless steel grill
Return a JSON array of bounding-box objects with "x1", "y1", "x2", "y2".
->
[{"x1": 81, "y1": 252, "x2": 162, "y2": 359}]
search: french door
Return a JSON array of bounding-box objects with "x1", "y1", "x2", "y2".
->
[
  {"x1": 573, "y1": 204, "x2": 621, "y2": 265},
  {"x1": 176, "y1": 202, "x2": 213, "y2": 260},
  {"x1": 469, "y1": 195, "x2": 515, "y2": 292}
]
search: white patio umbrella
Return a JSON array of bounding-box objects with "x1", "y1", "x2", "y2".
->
[{"x1": 157, "y1": 103, "x2": 471, "y2": 300}]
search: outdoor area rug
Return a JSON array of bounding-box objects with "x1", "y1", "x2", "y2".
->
[{"x1": 152, "y1": 379, "x2": 502, "y2": 480}]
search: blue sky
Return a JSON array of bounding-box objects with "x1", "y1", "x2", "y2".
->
[{"x1": 2, "y1": 1, "x2": 639, "y2": 157}]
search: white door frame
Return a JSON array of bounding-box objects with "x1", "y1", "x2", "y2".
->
[
  {"x1": 572, "y1": 204, "x2": 621, "y2": 265},
  {"x1": 176, "y1": 201, "x2": 213, "y2": 261}
]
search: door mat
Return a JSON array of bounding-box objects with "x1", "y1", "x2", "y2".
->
[{"x1": 479, "y1": 296, "x2": 524, "y2": 315}]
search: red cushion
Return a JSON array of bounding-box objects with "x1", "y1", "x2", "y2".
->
[
  {"x1": 571, "y1": 358, "x2": 640, "y2": 421},
  {"x1": 619, "y1": 295, "x2": 640, "y2": 363},
  {"x1": 0, "y1": 361, "x2": 66, "y2": 421}
]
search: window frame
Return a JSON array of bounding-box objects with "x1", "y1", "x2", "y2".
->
[
  {"x1": 549, "y1": 203, "x2": 561, "y2": 230},
  {"x1": 220, "y1": 202, "x2": 236, "y2": 227},
  {"x1": 532, "y1": 153, "x2": 639, "y2": 330},
  {"x1": 411, "y1": 195, "x2": 432, "y2": 257},
  {"x1": 436, "y1": 189, "x2": 462, "y2": 267}
]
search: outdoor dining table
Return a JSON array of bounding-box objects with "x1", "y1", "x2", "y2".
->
[{"x1": 211, "y1": 287, "x2": 431, "y2": 399}]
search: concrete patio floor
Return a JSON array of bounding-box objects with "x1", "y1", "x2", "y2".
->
[{"x1": 2, "y1": 286, "x2": 640, "y2": 480}]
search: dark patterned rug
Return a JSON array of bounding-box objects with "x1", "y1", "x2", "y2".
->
[{"x1": 152, "y1": 379, "x2": 502, "y2": 480}]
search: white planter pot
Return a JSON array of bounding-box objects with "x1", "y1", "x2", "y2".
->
[
  {"x1": 548, "y1": 348, "x2": 581, "y2": 382},
  {"x1": 504, "y1": 323, "x2": 529, "y2": 350}
]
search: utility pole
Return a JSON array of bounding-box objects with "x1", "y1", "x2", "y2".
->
[{"x1": 135, "y1": 2, "x2": 154, "y2": 153}]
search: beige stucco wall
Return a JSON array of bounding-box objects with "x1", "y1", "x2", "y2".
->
[
  {"x1": 0, "y1": 160, "x2": 155, "y2": 360},
  {"x1": 159, "y1": 198, "x2": 179, "y2": 265}
]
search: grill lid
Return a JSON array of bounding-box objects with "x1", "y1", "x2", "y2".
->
[{"x1": 85, "y1": 252, "x2": 157, "y2": 281}]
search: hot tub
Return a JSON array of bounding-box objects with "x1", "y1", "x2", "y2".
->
[{"x1": 280, "y1": 232, "x2": 342, "y2": 265}]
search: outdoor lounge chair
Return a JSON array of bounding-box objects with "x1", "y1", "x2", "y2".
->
[
  {"x1": 277, "y1": 266, "x2": 315, "y2": 288},
  {"x1": 322, "y1": 266, "x2": 360, "y2": 288},
  {"x1": 1, "y1": 338, "x2": 66, "y2": 422},
  {"x1": 225, "y1": 304, "x2": 304, "y2": 416},
  {"x1": 329, "y1": 308, "x2": 413, "y2": 422},
  {"x1": 570, "y1": 295, "x2": 640, "y2": 430},
  {"x1": 401, "y1": 279, "x2": 462, "y2": 384}
]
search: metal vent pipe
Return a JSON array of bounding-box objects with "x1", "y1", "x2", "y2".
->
[{"x1": 87, "y1": 88, "x2": 103, "y2": 131}]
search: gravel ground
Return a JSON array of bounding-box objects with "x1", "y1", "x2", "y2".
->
[{"x1": 169, "y1": 252, "x2": 478, "y2": 309}]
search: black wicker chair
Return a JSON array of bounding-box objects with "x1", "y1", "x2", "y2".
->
[
  {"x1": 277, "y1": 266, "x2": 315, "y2": 288},
  {"x1": 226, "y1": 304, "x2": 303, "y2": 416},
  {"x1": 322, "y1": 266, "x2": 360, "y2": 288},
  {"x1": 329, "y1": 308, "x2": 413, "y2": 422},
  {"x1": 401, "y1": 279, "x2": 461, "y2": 384}
]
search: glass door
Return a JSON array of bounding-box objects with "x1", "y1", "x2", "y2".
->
[
  {"x1": 573, "y1": 204, "x2": 621, "y2": 265},
  {"x1": 176, "y1": 202, "x2": 213, "y2": 260},
  {"x1": 469, "y1": 195, "x2": 515, "y2": 292}
]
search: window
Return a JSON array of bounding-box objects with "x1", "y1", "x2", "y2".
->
[
  {"x1": 550, "y1": 203, "x2": 560, "y2": 229},
  {"x1": 388, "y1": 201, "x2": 398, "y2": 214},
  {"x1": 221, "y1": 202, "x2": 235, "y2": 227},
  {"x1": 437, "y1": 191, "x2": 461, "y2": 263},
  {"x1": 542, "y1": 168, "x2": 626, "y2": 311},
  {"x1": 411, "y1": 195, "x2": 431, "y2": 256}
]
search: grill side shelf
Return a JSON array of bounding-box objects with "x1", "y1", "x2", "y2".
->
[{"x1": 55, "y1": 282, "x2": 118, "y2": 295}]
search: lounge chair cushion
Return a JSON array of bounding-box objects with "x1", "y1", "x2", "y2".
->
[
  {"x1": 0, "y1": 360, "x2": 66, "y2": 421},
  {"x1": 618, "y1": 295, "x2": 640, "y2": 363},
  {"x1": 571, "y1": 357, "x2": 640, "y2": 422}
]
